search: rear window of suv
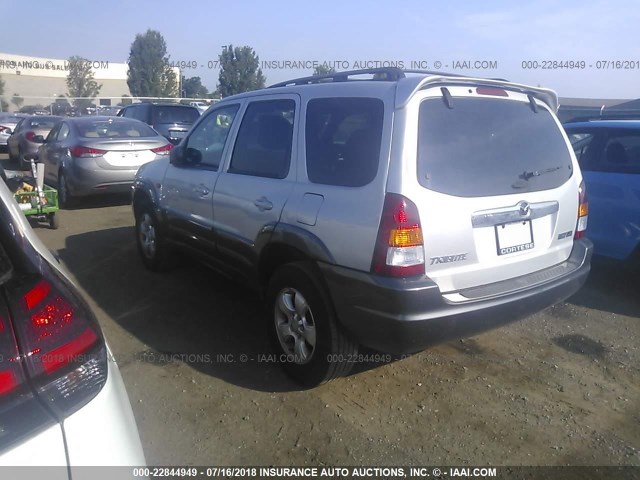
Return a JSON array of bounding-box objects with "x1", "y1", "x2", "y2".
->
[
  {"x1": 153, "y1": 106, "x2": 199, "y2": 125},
  {"x1": 417, "y1": 97, "x2": 573, "y2": 197},
  {"x1": 306, "y1": 97, "x2": 384, "y2": 187}
]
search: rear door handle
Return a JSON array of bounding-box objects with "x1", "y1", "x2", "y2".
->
[
  {"x1": 194, "y1": 184, "x2": 210, "y2": 196},
  {"x1": 254, "y1": 196, "x2": 273, "y2": 211}
]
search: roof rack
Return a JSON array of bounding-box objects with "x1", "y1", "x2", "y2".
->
[
  {"x1": 268, "y1": 67, "x2": 467, "y2": 88},
  {"x1": 563, "y1": 110, "x2": 640, "y2": 123}
]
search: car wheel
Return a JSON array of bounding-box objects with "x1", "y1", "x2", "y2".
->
[
  {"x1": 267, "y1": 262, "x2": 357, "y2": 387},
  {"x1": 18, "y1": 148, "x2": 30, "y2": 171},
  {"x1": 48, "y1": 213, "x2": 59, "y2": 229},
  {"x1": 135, "y1": 200, "x2": 175, "y2": 272},
  {"x1": 7, "y1": 146, "x2": 18, "y2": 167},
  {"x1": 57, "y1": 171, "x2": 74, "y2": 208}
]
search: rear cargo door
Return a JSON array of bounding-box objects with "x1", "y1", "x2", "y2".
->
[{"x1": 406, "y1": 86, "x2": 579, "y2": 293}]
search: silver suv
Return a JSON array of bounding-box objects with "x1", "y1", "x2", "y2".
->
[{"x1": 132, "y1": 68, "x2": 593, "y2": 386}]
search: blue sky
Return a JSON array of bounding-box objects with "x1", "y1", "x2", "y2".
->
[{"x1": 2, "y1": 0, "x2": 639, "y2": 98}]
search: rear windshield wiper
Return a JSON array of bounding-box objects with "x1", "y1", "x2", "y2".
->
[{"x1": 520, "y1": 166, "x2": 561, "y2": 181}]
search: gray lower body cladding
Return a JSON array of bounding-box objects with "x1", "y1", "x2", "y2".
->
[{"x1": 319, "y1": 239, "x2": 593, "y2": 354}]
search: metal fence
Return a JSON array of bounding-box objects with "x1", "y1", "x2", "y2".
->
[{"x1": 1, "y1": 95, "x2": 219, "y2": 115}]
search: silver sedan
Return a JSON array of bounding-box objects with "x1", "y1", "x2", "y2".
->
[
  {"x1": 7, "y1": 115, "x2": 61, "y2": 169},
  {"x1": 35, "y1": 116, "x2": 173, "y2": 207}
]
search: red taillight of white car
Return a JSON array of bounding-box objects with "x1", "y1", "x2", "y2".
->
[
  {"x1": 151, "y1": 144, "x2": 174, "y2": 156},
  {"x1": 575, "y1": 180, "x2": 588, "y2": 239},
  {"x1": 70, "y1": 146, "x2": 107, "y2": 158},
  {"x1": 0, "y1": 244, "x2": 107, "y2": 452},
  {"x1": 371, "y1": 193, "x2": 425, "y2": 277}
]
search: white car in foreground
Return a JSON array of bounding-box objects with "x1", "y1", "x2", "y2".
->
[{"x1": 0, "y1": 178, "x2": 145, "y2": 475}]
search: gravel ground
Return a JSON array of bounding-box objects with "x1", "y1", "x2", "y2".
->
[{"x1": 3, "y1": 154, "x2": 638, "y2": 474}]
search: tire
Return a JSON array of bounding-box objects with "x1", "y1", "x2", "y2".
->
[
  {"x1": 18, "y1": 148, "x2": 27, "y2": 171},
  {"x1": 58, "y1": 171, "x2": 74, "y2": 208},
  {"x1": 266, "y1": 262, "x2": 357, "y2": 387},
  {"x1": 48, "y1": 213, "x2": 59, "y2": 229},
  {"x1": 134, "y1": 200, "x2": 175, "y2": 272},
  {"x1": 7, "y1": 146, "x2": 18, "y2": 167}
]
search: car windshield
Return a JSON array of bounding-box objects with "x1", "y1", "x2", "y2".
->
[
  {"x1": 153, "y1": 106, "x2": 199, "y2": 124},
  {"x1": 417, "y1": 97, "x2": 573, "y2": 197},
  {"x1": 77, "y1": 119, "x2": 158, "y2": 138}
]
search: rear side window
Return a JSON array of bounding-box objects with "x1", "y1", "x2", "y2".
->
[
  {"x1": 306, "y1": 97, "x2": 384, "y2": 187},
  {"x1": 229, "y1": 99, "x2": 295, "y2": 179},
  {"x1": 417, "y1": 97, "x2": 573, "y2": 197},
  {"x1": 598, "y1": 133, "x2": 640, "y2": 174},
  {"x1": 568, "y1": 132, "x2": 596, "y2": 165},
  {"x1": 56, "y1": 123, "x2": 70, "y2": 141},
  {"x1": 153, "y1": 106, "x2": 199, "y2": 124}
]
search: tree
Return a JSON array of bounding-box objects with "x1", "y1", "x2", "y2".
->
[
  {"x1": 0, "y1": 76, "x2": 7, "y2": 112},
  {"x1": 182, "y1": 76, "x2": 208, "y2": 98},
  {"x1": 313, "y1": 65, "x2": 336, "y2": 76},
  {"x1": 217, "y1": 45, "x2": 265, "y2": 97},
  {"x1": 66, "y1": 56, "x2": 102, "y2": 110},
  {"x1": 11, "y1": 94, "x2": 24, "y2": 110},
  {"x1": 127, "y1": 29, "x2": 178, "y2": 98}
]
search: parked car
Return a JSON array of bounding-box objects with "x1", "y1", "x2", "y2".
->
[
  {"x1": 189, "y1": 101, "x2": 209, "y2": 114},
  {"x1": 96, "y1": 106, "x2": 122, "y2": 116},
  {"x1": 132, "y1": 68, "x2": 592, "y2": 387},
  {"x1": 564, "y1": 119, "x2": 640, "y2": 263},
  {"x1": 7, "y1": 115, "x2": 61, "y2": 169},
  {"x1": 0, "y1": 113, "x2": 28, "y2": 152},
  {"x1": 0, "y1": 177, "x2": 145, "y2": 467},
  {"x1": 118, "y1": 103, "x2": 200, "y2": 144},
  {"x1": 19, "y1": 105, "x2": 49, "y2": 116},
  {"x1": 33, "y1": 116, "x2": 173, "y2": 207}
]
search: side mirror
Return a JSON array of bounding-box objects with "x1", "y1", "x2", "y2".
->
[
  {"x1": 185, "y1": 147, "x2": 202, "y2": 165},
  {"x1": 169, "y1": 145, "x2": 186, "y2": 165},
  {"x1": 33, "y1": 135, "x2": 46, "y2": 144}
]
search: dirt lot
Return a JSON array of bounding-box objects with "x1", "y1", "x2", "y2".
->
[{"x1": 2, "y1": 155, "x2": 638, "y2": 470}]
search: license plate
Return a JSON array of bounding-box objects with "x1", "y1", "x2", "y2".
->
[
  {"x1": 169, "y1": 130, "x2": 186, "y2": 139},
  {"x1": 495, "y1": 220, "x2": 534, "y2": 255}
]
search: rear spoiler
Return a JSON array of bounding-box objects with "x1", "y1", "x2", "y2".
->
[{"x1": 395, "y1": 75, "x2": 559, "y2": 112}]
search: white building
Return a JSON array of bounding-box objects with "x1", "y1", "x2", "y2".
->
[{"x1": 0, "y1": 52, "x2": 181, "y2": 111}]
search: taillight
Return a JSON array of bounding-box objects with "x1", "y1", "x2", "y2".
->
[
  {"x1": 70, "y1": 146, "x2": 107, "y2": 158},
  {"x1": 0, "y1": 126, "x2": 9, "y2": 133},
  {"x1": 7, "y1": 272, "x2": 106, "y2": 417},
  {"x1": 371, "y1": 194, "x2": 425, "y2": 277},
  {"x1": 476, "y1": 87, "x2": 508, "y2": 97},
  {"x1": 151, "y1": 143, "x2": 174, "y2": 155},
  {"x1": 0, "y1": 312, "x2": 23, "y2": 396},
  {"x1": 575, "y1": 180, "x2": 588, "y2": 239},
  {"x1": 0, "y1": 299, "x2": 54, "y2": 454},
  {"x1": 0, "y1": 249, "x2": 107, "y2": 453},
  {"x1": 25, "y1": 131, "x2": 36, "y2": 142}
]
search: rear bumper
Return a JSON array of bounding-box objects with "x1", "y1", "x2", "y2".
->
[
  {"x1": 67, "y1": 161, "x2": 138, "y2": 197},
  {"x1": 320, "y1": 239, "x2": 593, "y2": 354}
]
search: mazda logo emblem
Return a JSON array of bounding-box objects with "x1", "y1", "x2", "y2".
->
[{"x1": 519, "y1": 201, "x2": 530, "y2": 216}]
